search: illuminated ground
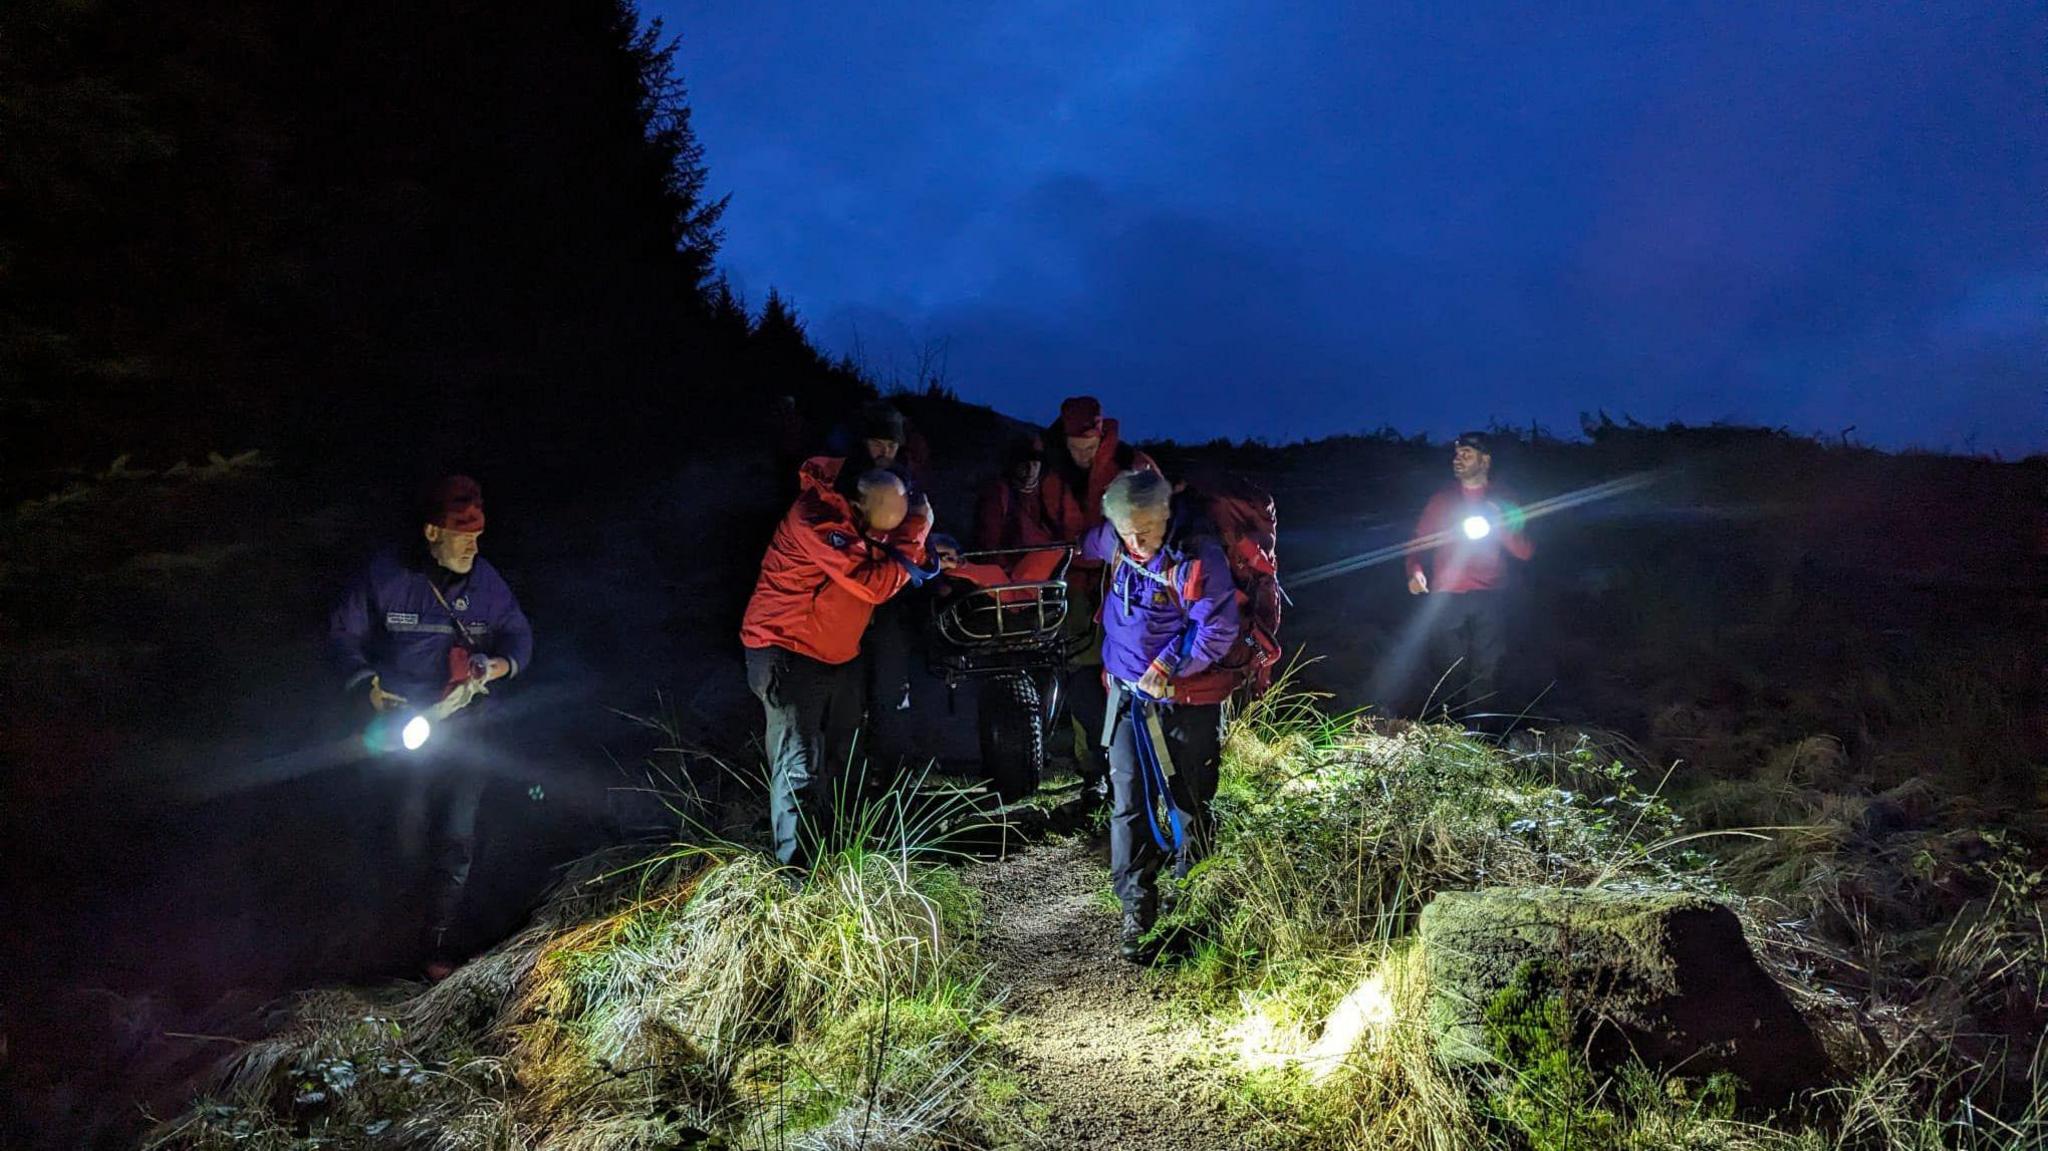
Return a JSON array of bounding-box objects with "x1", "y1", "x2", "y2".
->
[{"x1": 968, "y1": 839, "x2": 1278, "y2": 1150}]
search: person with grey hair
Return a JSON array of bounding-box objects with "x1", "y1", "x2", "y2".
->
[
  {"x1": 741, "y1": 455, "x2": 942, "y2": 866},
  {"x1": 1082, "y1": 468, "x2": 1242, "y2": 961}
]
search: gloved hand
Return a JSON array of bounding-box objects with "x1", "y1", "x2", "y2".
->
[
  {"x1": 430, "y1": 676, "x2": 490, "y2": 719},
  {"x1": 367, "y1": 675, "x2": 410, "y2": 713}
]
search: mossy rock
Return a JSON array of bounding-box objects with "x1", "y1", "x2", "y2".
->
[{"x1": 1417, "y1": 887, "x2": 1828, "y2": 1102}]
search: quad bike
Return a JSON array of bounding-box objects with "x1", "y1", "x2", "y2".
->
[{"x1": 925, "y1": 544, "x2": 1077, "y2": 802}]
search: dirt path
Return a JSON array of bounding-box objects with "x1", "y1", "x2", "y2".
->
[{"x1": 967, "y1": 839, "x2": 1286, "y2": 1151}]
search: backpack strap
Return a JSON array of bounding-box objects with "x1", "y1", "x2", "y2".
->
[{"x1": 426, "y1": 579, "x2": 482, "y2": 649}]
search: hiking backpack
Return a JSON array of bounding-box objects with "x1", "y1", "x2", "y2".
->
[{"x1": 1172, "y1": 471, "x2": 1284, "y2": 703}]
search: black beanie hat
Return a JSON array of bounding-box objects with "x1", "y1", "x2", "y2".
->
[{"x1": 860, "y1": 402, "x2": 907, "y2": 443}]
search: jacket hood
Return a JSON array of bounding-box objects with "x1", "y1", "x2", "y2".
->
[
  {"x1": 798, "y1": 454, "x2": 847, "y2": 496},
  {"x1": 797, "y1": 456, "x2": 861, "y2": 525},
  {"x1": 1044, "y1": 416, "x2": 1122, "y2": 464}
]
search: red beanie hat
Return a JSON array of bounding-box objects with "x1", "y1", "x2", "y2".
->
[
  {"x1": 424, "y1": 475, "x2": 486, "y2": 533},
  {"x1": 1058, "y1": 396, "x2": 1104, "y2": 437}
]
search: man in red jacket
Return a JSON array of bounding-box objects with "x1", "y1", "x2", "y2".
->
[
  {"x1": 742, "y1": 458, "x2": 939, "y2": 865},
  {"x1": 1405, "y1": 432, "x2": 1534, "y2": 724},
  {"x1": 974, "y1": 433, "x2": 1059, "y2": 551},
  {"x1": 1037, "y1": 396, "x2": 1158, "y2": 547}
]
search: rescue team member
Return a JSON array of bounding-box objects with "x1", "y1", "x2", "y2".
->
[
  {"x1": 1083, "y1": 469, "x2": 1240, "y2": 962},
  {"x1": 974, "y1": 432, "x2": 1059, "y2": 551},
  {"x1": 833, "y1": 400, "x2": 927, "y2": 495},
  {"x1": 1039, "y1": 395, "x2": 1158, "y2": 555},
  {"x1": 836, "y1": 401, "x2": 929, "y2": 714},
  {"x1": 1039, "y1": 397, "x2": 1159, "y2": 796},
  {"x1": 329, "y1": 475, "x2": 533, "y2": 979},
  {"x1": 1405, "y1": 431, "x2": 1533, "y2": 724},
  {"x1": 741, "y1": 459, "x2": 945, "y2": 866}
]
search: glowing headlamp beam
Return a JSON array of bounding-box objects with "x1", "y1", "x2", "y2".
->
[{"x1": 1288, "y1": 470, "x2": 1663, "y2": 591}]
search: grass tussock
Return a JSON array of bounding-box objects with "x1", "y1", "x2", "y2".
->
[
  {"x1": 1174, "y1": 673, "x2": 1698, "y2": 1008},
  {"x1": 148, "y1": 793, "x2": 1014, "y2": 1151},
  {"x1": 145, "y1": 678, "x2": 2044, "y2": 1151},
  {"x1": 1171, "y1": 680, "x2": 2048, "y2": 1151}
]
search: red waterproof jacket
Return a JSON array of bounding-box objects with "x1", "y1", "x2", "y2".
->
[
  {"x1": 741, "y1": 457, "x2": 932, "y2": 665},
  {"x1": 1036, "y1": 418, "x2": 1158, "y2": 550},
  {"x1": 1405, "y1": 481, "x2": 1534, "y2": 594},
  {"x1": 974, "y1": 479, "x2": 1061, "y2": 551}
]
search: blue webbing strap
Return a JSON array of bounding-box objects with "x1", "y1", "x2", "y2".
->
[{"x1": 1128, "y1": 693, "x2": 1185, "y2": 856}]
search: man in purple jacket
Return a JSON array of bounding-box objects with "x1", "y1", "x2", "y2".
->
[
  {"x1": 1083, "y1": 469, "x2": 1241, "y2": 962},
  {"x1": 329, "y1": 475, "x2": 533, "y2": 978}
]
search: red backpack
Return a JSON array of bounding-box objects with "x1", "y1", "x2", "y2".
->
[{"x1": 1172, "y1": 472, "x2": 1284, "y2": 705}]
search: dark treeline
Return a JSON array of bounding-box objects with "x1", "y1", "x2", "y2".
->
[{"x1": 1, "y1": 0, "x2": 859, "y2": 490}]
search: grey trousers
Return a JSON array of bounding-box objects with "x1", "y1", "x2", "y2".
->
[{"x1": 746, "y1": 645, "x2": 864, "y2": 865}]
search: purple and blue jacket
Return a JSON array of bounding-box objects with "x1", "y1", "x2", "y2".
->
[
  {"x1": 329, "y1": 550, "x2": 533, "y2": 702},
  {"x1": 1082, "y1": 503, "x2": 1241, "y2": 693}
]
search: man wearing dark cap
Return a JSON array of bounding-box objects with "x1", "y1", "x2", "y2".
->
[
  {"x1": 831, "y1": 400, "x2": 938, "y2": 717},
  {"x1": 1405, "y1": 433, "x2": 1533, "y2": 726},
  {"x1": 860, "y1": 401, "x2": 908, "y2": 471},
  {"x1": 329, "y1": 475, "x2": 533, "y2": 978},
  {"x1": 835, "y1": 400, "x2": 928, "y2": 498}
]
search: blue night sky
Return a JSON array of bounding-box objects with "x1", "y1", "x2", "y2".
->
[{"x1": 655, "y1": 2, "x2": 2044, "y2": 454}]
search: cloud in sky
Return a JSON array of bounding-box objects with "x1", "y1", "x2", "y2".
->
[{"x1": 659, "y1": 1, "x2": 2044, "y2": 452}]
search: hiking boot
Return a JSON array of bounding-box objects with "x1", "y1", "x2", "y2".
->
[
  {"x1": 1119, "y1": 908, "x2": 1156, "y2": 964},
  {"x1": 1072, "y1": 772, "x2": 1108, "y2": 812}
]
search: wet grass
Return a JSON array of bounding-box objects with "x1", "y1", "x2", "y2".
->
[
  {"x1": 145, "y1": 676, "x2": 2047, "y2": 1151},
  {"x1": 147, "y1": 789, "x2": 1022, "y2": 1151},
  {"x1": 1157, "y1": 679, "x2": 2048, "y2": 1151}
]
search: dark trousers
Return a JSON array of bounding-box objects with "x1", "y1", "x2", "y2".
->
[
  {"x1": 861, "y1": 589, "x2": 930, "y2": 774},
  {"x1": 1057, "y1": 580, "x2": 1109, "y2": 782},
  {"x1": 396, "y1": 762, "x2": 488, "y2": 956},
  {"x1": 866, "y1": 594, "x2": 920, "y2": 708},
  {"x1": 746, "y1": 645, "x2": 864, "y2": 865},
  {"x1": 1106, "y1": 697, "x2": 1224, "y2": 918},
  {"x1": 1062, "y1": 662, "x2": 1109, "y2": 781},
  {"x1": 1429, "y1": 590, "x2": 1508, "y2": 719}
]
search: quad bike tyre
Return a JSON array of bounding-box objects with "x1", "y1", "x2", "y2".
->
[{"x1": 978, "y1": 673, "x2": 1043, "y2": 802}]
